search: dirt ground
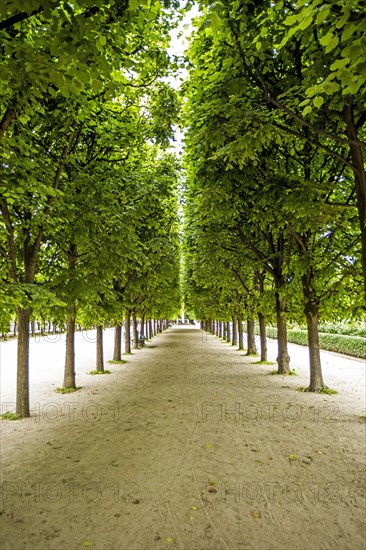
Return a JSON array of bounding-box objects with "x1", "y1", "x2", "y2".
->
[{"x1": 0, "y1": 326, "x2": 365, "y2": 550}]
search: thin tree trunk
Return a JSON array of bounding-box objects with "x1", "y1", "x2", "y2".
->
[
  {"x1": 275, "y1": 293, "x2": 291, "y2": 374},
  {"x1": 113, "y1": 325, "x2": 122, "y2": 361},
  {"x1": 344, "y1": 102, "x2": 366, "y2": 299},
  {"x1": 132, "y1": 312, "x2": 139, "y2": 349},
  {"x1": 96, "y1": 325, "x2": 104, "y2": 371},
  {"x1": 63, "y1": 305, "x2": 76, "y2": 388},
  {"x1": 232, "y1": 317, "x2": 237, "y2": 346},
  {"x1": 226, "y1": 321, "x2": 230, "y2": 342},
  {"x1": 16, "y1": 307, "x2": 31, "y2": 417},
  {"x1": 237, "y1": 314, "x2": 244, "y2": 350},
  {"x1": 258, "y1": 312, "x2": 267, "y2": 362},
  {"x1": 149, "y1": 319, "x2": 153, "y2": 338},
  {"x1": 140, "y1": 313, "x2": 145, "y2": 337},
  {"x1": 305, "y1": 305, "x2": 325, "y2": 391},
  {"x1": 124, "y1": 310, "x2": 131, "y2": 354}
]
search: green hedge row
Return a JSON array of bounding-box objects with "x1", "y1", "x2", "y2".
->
[
  {"x1": 318, "y1": 323, "x2": 366, "y2": 338},
  {"x1": 262, "y1": 328, "x2": 366, "y2": 360}
]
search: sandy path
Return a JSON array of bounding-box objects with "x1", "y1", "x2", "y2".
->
[{"x1": 0, "y1": 326, "x2": 365, "y2": 550}]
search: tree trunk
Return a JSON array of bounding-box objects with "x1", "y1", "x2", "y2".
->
[
  {"x1": 124, "y1": 311, "x2": 131, "y2": 354},
  {"x1": 149, "y1": 319, "x2": 153, "y2": 338},
  {"x1": 132, "y1": 312, "x2": 139, "y2": 349},
  {"x1": 226, "y1": 321, "x2": 230, "y2": 342},
  {"x1": 63, "y1": 305, "x2": 76, "y2": 388},
  {"x1": 140, "y1": 313, "x2": 145, "y2": 337},
  {"x1": 344, "y1": 102, "x2": 366, "y2": 299},
  {"x1": 305, "y1": 304, "x2": 325, "y2": 391},
  {"x1": 96, "y1": 325, "x2": 104, "y2": 371},
  {"x1": 232, "y1": 317, "x2": 237, "y2": 346},
  {"x1": 113, "y1": 325, "x2": 122, "y2": 361},
  {"x1": 16, "y1": 307, "x2": 31, "y2": 417},
  {"x1": 0, "y1": 106, "x2": 14, "y2": 139},
  {"x1": 258, "y1": 312, "x2": 267, "y2": 362},
  {"x1": 237, "y1": 314, "x2": 244, "y2": 350},
  {"x1": 246, "y1": 319, "x2": 257, "y2": 355},
  {"x1": 275, "y1": 293, "x2": 291, "y2": 374}
]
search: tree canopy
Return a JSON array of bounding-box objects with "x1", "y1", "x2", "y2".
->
[{"x1": 1, "y1": 0, "x2": 365, "y2": 416}]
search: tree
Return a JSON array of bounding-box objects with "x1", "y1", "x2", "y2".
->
[
  {"x1": 192, "y1": 0, "x2": 366, "y2": 297},
  {"x1": 1, "y1": 0, "x2": 181, "y2": 415},
  {"x1": 182, "y1": 4, "x2": 362, "y2": 388}
]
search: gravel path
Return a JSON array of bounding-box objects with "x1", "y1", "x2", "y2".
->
[{"x1": 0, "y1": 326, "x2": 365, "y2": 550}]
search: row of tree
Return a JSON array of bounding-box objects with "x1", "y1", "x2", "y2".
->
[
  {"x1": 1, "y1": 1, "x2": 183, "y2": 417},
  {"x1": 182, "y1": 0, "x2": 365, "y2": 391}
]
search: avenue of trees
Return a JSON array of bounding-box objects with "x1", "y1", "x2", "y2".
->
[
  {"x1": 1, "y1": 0, "x2": 182, "y2": 417},
  {"x1": 1, "y1": 0, "x2": 365, "y2": 417},
  {"x1": 182, "y1": 0, "x2": 365, "y2": 392}
]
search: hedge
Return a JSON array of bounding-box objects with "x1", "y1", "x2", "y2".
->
[
  {"x1": 318, "y1": 323, "x2": 366, "y2": 338},
  {"x1": 259, "y1": 328, "x2": 366, "y2": 360}
]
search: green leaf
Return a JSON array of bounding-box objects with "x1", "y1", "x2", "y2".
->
[
  {"x1": 319, "y1": 32, "x2": 333, "y2": 47},
  {"x1": 298, "y1": 17, "x2": 313, "y2": 31},
  {"x1": 330, "y1": 58, "x2": 349, "y2": 71},
  {"x1": 341, "y1": 23, "x2": 357, "y2": 42},
  {"x1": 322, "y1": 81, "x2": 340, "y2": 95},
  {"x1": 210, "y1": 12, "x2": 222, "y2": 32},
  {"x1": 316, "y1": 7, "x2": 330, "y2": 25},
  {"x1": 313, "y1": 96, "x2": 324, "y2": 109},
  {"x1": 325, "y1": 35, "x2": 339, "y2": 53}
]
